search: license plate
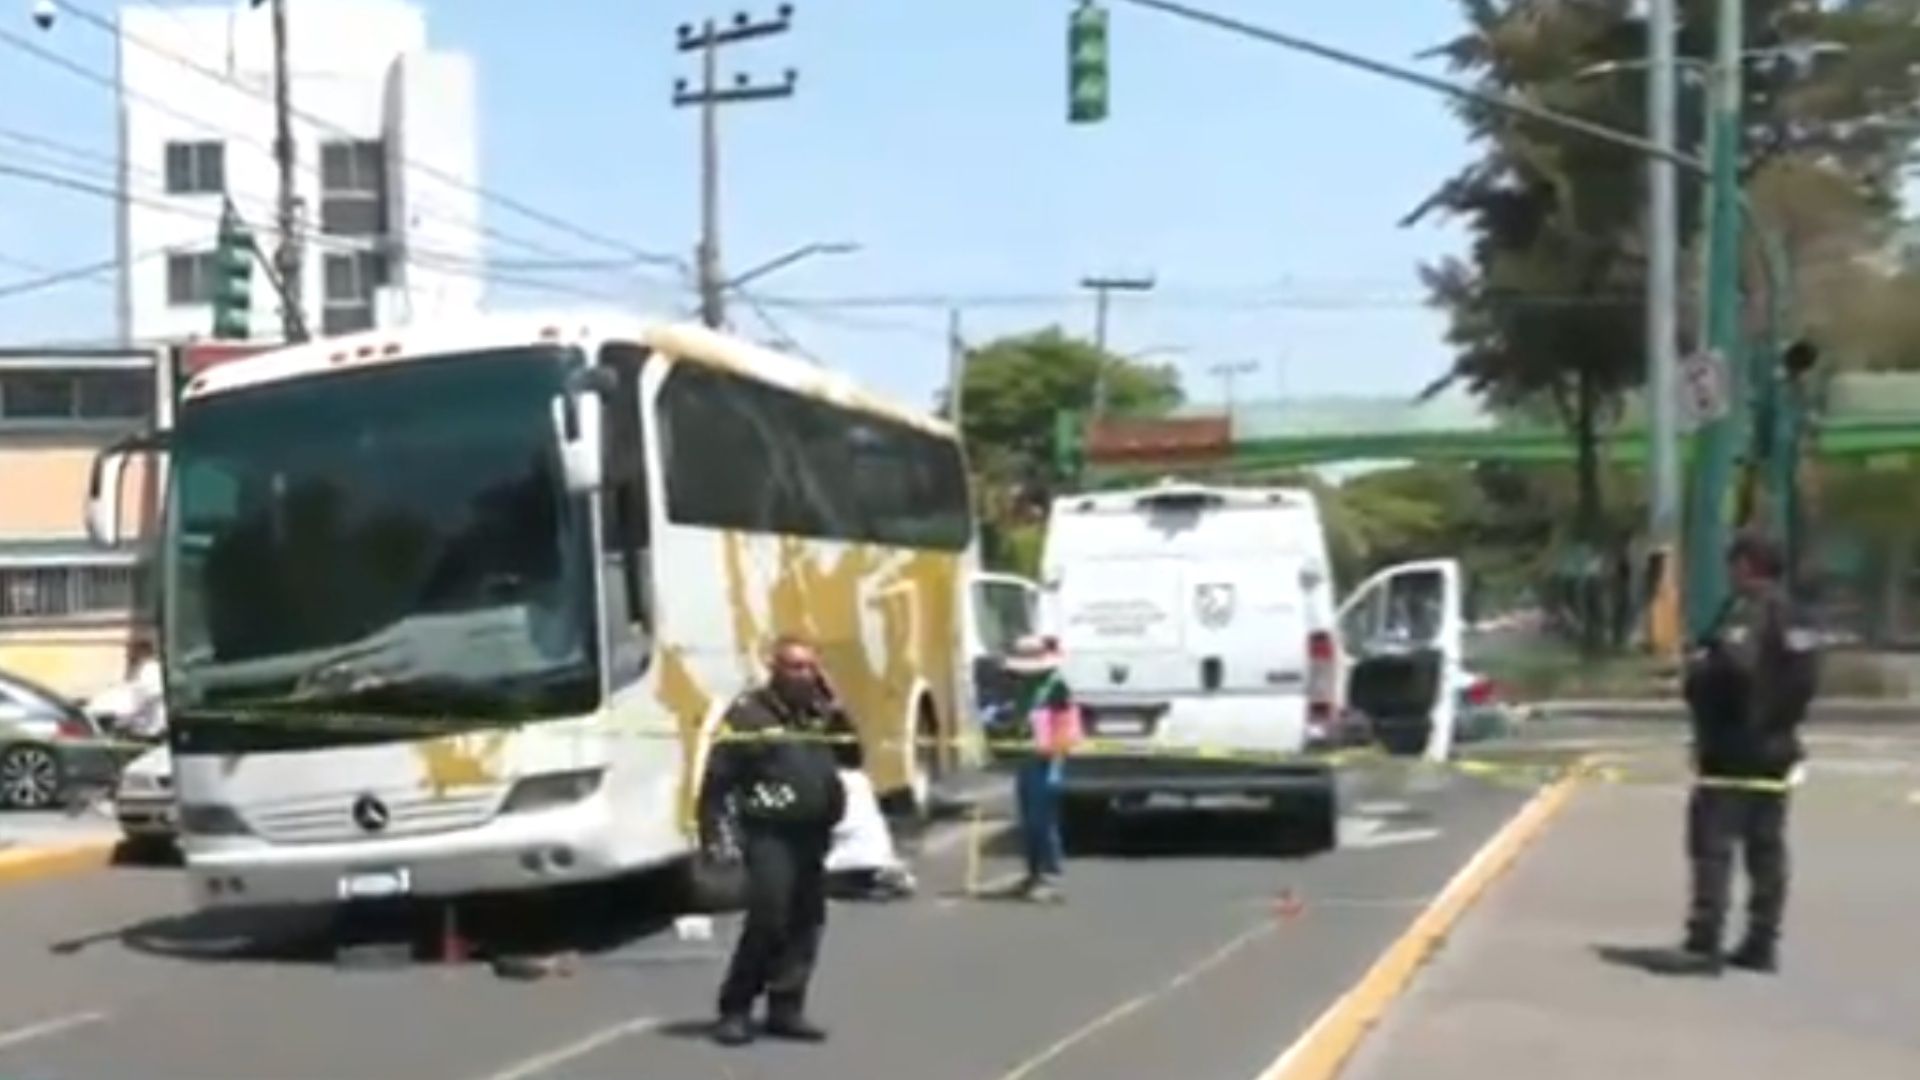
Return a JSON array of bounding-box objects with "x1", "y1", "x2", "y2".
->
[
  {"x1": 338, "y1": 868, "x2": 412, "y2": 901},
  {"x1": 1095, "y1": 714, "x2": 1150, "y2": 736}
]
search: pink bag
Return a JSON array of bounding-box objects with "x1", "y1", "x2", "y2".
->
[{"x1": 1032, "y1": 701, "x2": 1084, "y2": 757}]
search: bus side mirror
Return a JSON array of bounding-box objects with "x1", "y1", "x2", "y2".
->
[
  {"x1": 86, "y1": 450, "x2": 131, "y2": 547},
  {"x1": 85, "y1": 430, "x2": 168, "y2": 548},
  {"x1": 552, "y1": 388, "x2": 604, "y2": 494}
]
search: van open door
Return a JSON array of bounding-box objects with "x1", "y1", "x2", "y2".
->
[{"x1": 1336, "y1": 559, "x2": 1463, "y2": 763}]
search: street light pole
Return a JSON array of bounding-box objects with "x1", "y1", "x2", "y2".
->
[
  {"x1": 1645, "y1": 0, "x2": 1682, "y2": 658},
  {"x1": 722, "y1": 241, "x2": 858, "y2": 292},
  {"x1": 1209, "y1": 359, "x2": 1256, "y2": 413},
  {"x1": 1683, "y1": 0, "x2": 1746, "y2": 642}
]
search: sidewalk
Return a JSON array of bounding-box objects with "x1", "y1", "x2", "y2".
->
[{"x1": 1344, "y1": 776, "x2": 1920, "y2": 1078}]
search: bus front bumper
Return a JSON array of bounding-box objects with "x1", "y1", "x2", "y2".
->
[{"x1": 182, "y1": 803, "x2": 647, "y2": 909}]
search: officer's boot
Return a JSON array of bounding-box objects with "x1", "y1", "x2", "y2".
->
[
  {"x1": 1678, "y1": 920, "x2": 1724, "y2": 974},
  {"x1": 1726, "y1": 931, "x2": 1778, "y2": 974},
  {"x1": 765, "y1": 995, "x2": 828, "y2": 1043}
]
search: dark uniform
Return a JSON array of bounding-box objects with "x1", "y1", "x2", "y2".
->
[
  {"x1": 1681, "y1": 577, "x2": 1817, "y2": 969},
  {"x1": 703, "y1": 684, "x2": 861, "y2": 1036}
]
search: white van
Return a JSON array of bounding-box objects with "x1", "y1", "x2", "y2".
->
[{"x1": 1038, "y1": 480, "x2": 1462, "y2": 848}]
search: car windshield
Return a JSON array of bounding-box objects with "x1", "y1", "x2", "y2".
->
[{"x1": 163, "y1": 347, "x2": 599, "y2": 751}]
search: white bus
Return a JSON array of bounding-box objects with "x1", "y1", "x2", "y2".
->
[{"x1": 85, "y1": 314, "x2": 982, "y2": 909}]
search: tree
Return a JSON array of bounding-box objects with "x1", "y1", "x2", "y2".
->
[
  {"x1": 948, "y1": 326, "x2": 1181, "y2": 486},
  {"x1": 943, "y1": 327, "x2": 1183, "y2": 570},
  {"x1": 1414, "y1": 0, "x2": 1920, "y2": 648}
]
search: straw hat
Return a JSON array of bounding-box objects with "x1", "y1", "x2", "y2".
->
[{"x1": 1001, "y1": 634, "x2": 1061, "y2": 675}]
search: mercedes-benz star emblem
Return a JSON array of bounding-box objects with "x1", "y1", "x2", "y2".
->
[{"x1": 351, "y1": 794, "x2": 391, "y2": 833}]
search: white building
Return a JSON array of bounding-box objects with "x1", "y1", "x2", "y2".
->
[{"x1": 116, "y1": 0, "x2": 482, "y2": 343}]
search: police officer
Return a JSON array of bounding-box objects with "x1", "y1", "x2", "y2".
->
[
  {"x1": 704, "y1": 635, "x2": 860, "y2": 1046},
  {"x1": 1679, "y1": 529, "x2": 1818, "y2": 974}
]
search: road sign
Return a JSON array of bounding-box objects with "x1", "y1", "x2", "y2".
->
[{"x1": 1678, "y1": 348, "x2": 1731, "y2": 430}]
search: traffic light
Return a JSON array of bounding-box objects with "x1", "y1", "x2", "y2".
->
[
  {"x1": 212, "y1": 200, "x2": 253, "y2": 341},
  {"x1": 1068, "y1": 1, "x2": 1109, "y2": 124}
]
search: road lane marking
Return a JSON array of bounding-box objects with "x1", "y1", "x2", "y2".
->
[
  {"x1": 0, "y1": 1011, "x2": 108, "y2": 1051},
  {"x1": 0, "y1": 839, "x2": 116, "y2": 887},
  {"x1": 1256, "y1": 758, "x2": 1590, "y2": 1080},
  {"x1": 474, "y1": 1016, "x2": 663, "y2": 1080},
  {"x1": 995, "y1": 920, "x2": 1275, "y2": 1080}
]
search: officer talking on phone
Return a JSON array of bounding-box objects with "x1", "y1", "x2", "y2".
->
[
  {"x1": 1679, "y1": 528, "x2": 1818, "y2": 974},
  {"x1": 703, "y1": 634, "x2": 861, "y2": 1047}
]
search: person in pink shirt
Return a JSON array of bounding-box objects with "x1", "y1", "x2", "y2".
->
[{"x1": 991, "y1": 635, "x2": 1081, "y2": 903}]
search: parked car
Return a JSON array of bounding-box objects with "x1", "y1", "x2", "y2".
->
[
  {"x1": 0, "y1": 669, "x2": 120, "y2": 809},
  {"x1": 114, "y1": 745, "x2": 175, "y2": 847},
  {"x1": 1454, "y1": 669, "x2": 1520, "y2": 743}
]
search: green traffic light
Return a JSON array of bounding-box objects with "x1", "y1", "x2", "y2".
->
[
  {"x1": 212, "y1": 202, "x2": 254, "y2": 341},
  {"x1": 1068, "y1": 1, "x2": 1109, "y2": 124}
]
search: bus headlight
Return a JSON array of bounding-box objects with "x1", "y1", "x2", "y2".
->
[
  {"x1": 178, "y1": 803, "x2": 251, "y2": 836},
  {"x1": 501, "y1": 769, "x2": 605, "y2": 814}
]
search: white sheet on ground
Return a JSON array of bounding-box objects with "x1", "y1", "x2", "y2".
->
[{"x1": 826, "y1": 769, "x2": 904, "y2": 873}]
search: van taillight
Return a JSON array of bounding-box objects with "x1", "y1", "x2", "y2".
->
[
  {"x1": 1466, "y1": 678, "x2": 1497, "y2": 706},
  {"x1": 57, "y1": 715, "x2": 93, "y2": 740},
  {"x1": 1307, "y1": 630, "x2": 1337, "y2": 722}
]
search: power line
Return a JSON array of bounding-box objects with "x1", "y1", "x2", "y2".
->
[
  {"x1": 48, "y1": 0, "x2": 684, "y2": 271},
  {"x1": 0, "y1": 161, "x2": 634, "y2": 307},
  {"x1": 0, "y1": 250, "x2": 167, "y2": 302}
]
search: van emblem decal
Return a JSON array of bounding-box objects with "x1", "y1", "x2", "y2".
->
[{"x1": 1195, "y1": 583, "x2": 1236, "y2": 628}]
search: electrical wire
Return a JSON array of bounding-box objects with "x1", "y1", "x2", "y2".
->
[
  {"x1": 0, "y1": 161, "x2": 641, "y2": 306},
  {"x1": 48, "y1": 0, "x2": 687, "y2": 273}
]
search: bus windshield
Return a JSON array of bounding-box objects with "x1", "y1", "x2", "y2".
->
[{"x1": 164, "y1": 347, "x2": 600, "y2": 751}]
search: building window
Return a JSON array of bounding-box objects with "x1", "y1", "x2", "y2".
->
[
  {"x1": 0, "y1": 370, "x2": 151, "y2": 425},
  {"x1": 0, "y1": 564, "x2": 146, "y2": 624},
  {"x1": 164, "y1": 140, "x2": 225, "y2": 195},
  {"x1": 167, "y1": 251, "x2": 218, "y2": 306},
  {"x1": 322, "y1": 251, "x2": 388, "y2": 335},
  {"x1": 320, "y1": 139, "x2": 388, "y2": 237}
]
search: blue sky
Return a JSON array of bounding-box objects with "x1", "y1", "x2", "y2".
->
[{"x1": 0, "y1": 0, "x2": 1474, "y2": 410}]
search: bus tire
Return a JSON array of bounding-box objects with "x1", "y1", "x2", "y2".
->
[{"x1": 914, "y1": 698, "x2": 943, "y2": 811}]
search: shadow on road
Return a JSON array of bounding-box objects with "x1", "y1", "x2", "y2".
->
[
  {"x1": 1592, "y1": 943, "x2": 1724, "y2": 978},
  {"x1": 1065, "y1": 810, "x2": 1332, "y2": 861},
  {"x1": 47, "y1": 867, "x2": 698, "y2": 970}
]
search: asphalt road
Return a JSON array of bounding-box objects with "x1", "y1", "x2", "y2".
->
[{"x1": 0, "y1": 757, "x2": 1546, "y2": 1080}]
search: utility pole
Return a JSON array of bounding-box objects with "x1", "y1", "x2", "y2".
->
[
  {"x1": 673, "y1": 7, "x2": 798, "y2": 330},
  {"x1": 946, "y1": 307, "x2": 966, "y2": 428},
  {"x1": 266, "y1": 0, "x2": 305, "y2": 342},
  {"x1": 1683, "y1": 0, "x2": 1746, "y2": 642},
  {"x1": 1210, "y1": 359, "x2": 1256, "y2": 413},
  {"x1": 1081, "y1": 272, "x2": 1154, "y2": 415},
  {"x1": 1645, "y1": 0, "x2": 1682, "y2": 658}
]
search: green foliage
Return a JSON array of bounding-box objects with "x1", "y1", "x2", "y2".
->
[
  {"x1": 947, "y1": 327, "x2": 1182, "y2": 572},
  {"x1": 951, "y1": 327, "x2": 1182, "y2": 484},
  {"x1": 1416, "y1": 0, "x2": 1920, "y2": 546}
]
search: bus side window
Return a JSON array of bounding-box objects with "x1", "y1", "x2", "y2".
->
[{"x1": 599, "y1": 343, "x2": 653, "y2": 688}]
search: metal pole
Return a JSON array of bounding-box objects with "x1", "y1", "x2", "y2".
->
[
  {"x1": 698, "y1": 23, "x2": 721, "y2": 328},
  {"x1": 1645, "y1": 0, "x2": 1682, "y2": 658},
  {"x1": 672, "y1": 9, "x2": 797, "y2": 330},
  {"x1": 1082, "y1": 273, "x2": 1154, "y2": 416},
  {"x1": 269, "y1": 0, "x2": 305, "y2": 342},
  {"x1": 946, "y1": 307, "x2": 966, "y2": 427},
  {"x1": 1683, "y1": 0, "x2": 1745, "y2": 642}
]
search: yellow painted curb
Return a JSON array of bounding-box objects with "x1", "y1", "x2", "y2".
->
[
  {"x1": 0, "y1": 839, "x2": 117, "y2": 887},
  {"x1": 1257, "y1": 766, "x2": 1587, "y2": 1080}
]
